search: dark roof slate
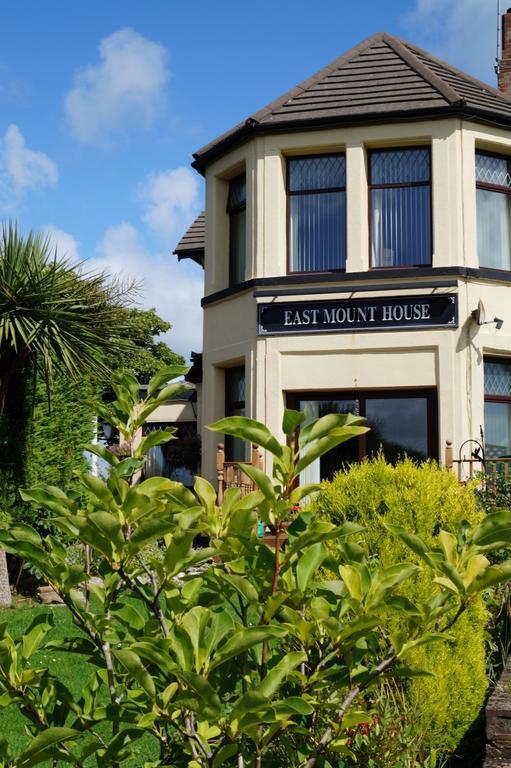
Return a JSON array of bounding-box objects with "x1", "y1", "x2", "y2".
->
[
  {"x1": 173, "y1": 211, "x2": 205, "y2": 267},
  {"x1": 192, "y1": 32, "x2": 511, "y2": 172}
]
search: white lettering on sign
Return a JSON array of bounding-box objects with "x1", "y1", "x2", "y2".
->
[{"x1": 280, "y1": 299, "x2": 439, "y2": 330}]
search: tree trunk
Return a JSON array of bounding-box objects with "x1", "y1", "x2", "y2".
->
[{"x1": 0, "y1": 550, "x2": 11, "y2": 607}]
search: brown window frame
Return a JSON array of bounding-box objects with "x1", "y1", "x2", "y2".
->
[
  {"x1": 476, "y1": 149, "x2": 511, "y2": 273},
  {"x1": 286, "y1": 152, "x2": 347, "y2": 276},
  {"x1": 368, "y1": 146, "x2": 433, "y2": 270},
  {"x1": 286, "y1": 387, "x2": 438, "y2": 462},
  {"x1": 224, "y1": 365, "x2": 246, "y2": 461},
  {"x1": 227, "y1": 173, "x2": 247, "y2": 287}
]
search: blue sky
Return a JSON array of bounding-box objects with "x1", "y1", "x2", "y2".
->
[{"x1": 0, "y1": 0, "x2": 500, "y2": 358}]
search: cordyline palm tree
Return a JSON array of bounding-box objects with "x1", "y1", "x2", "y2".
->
[{"x1": 0, "y1": 222, "x2": 135, "y2": 605}]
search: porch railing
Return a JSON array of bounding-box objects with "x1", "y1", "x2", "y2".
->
[
  {"x1": 216, "y1": 443, "x2": 264, "y2": 505},
  {"x1": 445, "y1": 440, "x2": 511, "y2": 484}
]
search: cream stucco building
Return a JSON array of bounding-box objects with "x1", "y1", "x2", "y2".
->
[{"x1": 175, "y1": 27, "x2": 511, "y2": 485}]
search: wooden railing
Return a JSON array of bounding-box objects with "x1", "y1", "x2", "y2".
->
[
  {"x1": 216, "y1": 443, "x2": 264, "y2": 504},
  {"x1": 445, "y1": 440, "x2": 511, "y2": 484}
]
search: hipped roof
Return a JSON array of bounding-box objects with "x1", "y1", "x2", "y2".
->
[{"x1": 192, "y1": 32, "x2": 511, "y2": 173}]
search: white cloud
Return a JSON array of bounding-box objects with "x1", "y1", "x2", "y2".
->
[
  {"x1": 44, "y1": 225, "x2": 80, "y2": 264},
  {"x1": 401, "y1": 0, "x2": 497, "y2": 82},
  {"x1": 138, "y1": 166, "x2": 200, "y2": 242},
  {"x1": 0, "y1": 124, "x2": 58, "y2": 192},
  {"x1": 90, "y1": 222, "x2": 203, "y2": 358},
  {"x1": 64, "y1": 28, "x2": 170, "y2": 145}
]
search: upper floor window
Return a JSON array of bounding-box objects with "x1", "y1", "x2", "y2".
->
[
  {"x1": 484, "y1": 358, "x2": 511, "y2": 458},
  {"x1": 476, "y1": 152, "x2": 511, "y2": 271},
  {"x1": 369, "y1": 148, "x2": 431, "y2": 268},
  {"x1": 288, "y1": 154, "x2": 346, "y2": 273},
  {"x1": 227, "y1": 174, "x2": 246, "y2": 285}
]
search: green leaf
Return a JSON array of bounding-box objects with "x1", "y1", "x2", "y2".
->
[
  {"x1": 258, "y1": 652, "x2": 307, "y2": 698},
  {"x1": 213, "y1": 745, "x2": 239, "y2": 768},
  {"x1": 113, "y1": 648, "x2": 156, "y2": 698},
  {"x1": 17, "y1": 728, "x2": 79, "y2": 767},
  {"x1": 296, "y1": 428, "x2": 368, "y2": 475},
  {"x1": 22, "y1": 612, "x2": 54, "y2": 660},
  {"x1": 83, "y1": 443, "x2": 119, "y2": 467},
  {"x1": 207, "y1": 416, "x2": 283, "y2": 458},
  {"x1": 147, "y1": 364, "x2": 190, "y2": 396},
  {"x1": 472, "y1": 509, "x2": 511, "y2": 548},
  {"x1": 299, "y1": 412, "x2": 366, "y2": 448},
  {"x1": 216, "y1": 572, "x2": 259, "y2": 605},
  {"x1": 282, "y1": 409, "x2": 305, "y2": 436},
  {"x1": 297, "y1": 542, "x2": 327, "y2": 592},
  {"x1": 137, "y1": 429, "x2": 176, "y2": 456},
  {"x1": 467, "y1": 560, "x2": 511, "y2": 593},
  {"x1": 194, "y1": 476, "x2": 217, "y2": 515},
  {"x1": 238, "y1": 463, "x2": 276, "y2": 502},
  {"x1": 211, "y1": 626, "x2": 288, "y2": 670}
]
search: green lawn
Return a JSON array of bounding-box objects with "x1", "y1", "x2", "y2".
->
[{"x1": 0, "y1": 602, "x2": 157, "y2": 766}]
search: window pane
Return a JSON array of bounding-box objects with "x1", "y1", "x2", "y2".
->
[
  {"x1": 371, "y1": 186, "x2": 430, "y2": 267},
  {"x1": 371, "y1": 149, "x2": 430, "y2": 185},
  {"x1": 485, "y1": 359, "x2": 511, "y2": 396},
  {"x1": 485, "y1": 401, "x2": 511, "y2": 458},
  {"x1": 289, "y1": 191, "x2": 345, "y2": 271},
  {"x1": 476, "y1": 153, "x2": 511, "y2": 189},
  {"x1": 298, "y1": 399, "x2": 360, "y2": 482},
  {"x1": 289, "y1": 155, "x2": 345, "y2": 192},
  {"x1": 477, "y1": 188, "x2": 511, "y2": 270},
  {"x1": 365, "y1": 397, "x2": 429, "y2": 462},
  {"x1": 227, "y1": 174, "x2": 246, "y2": 210},
  {"x1": 229, "y1": 209, "x2": 246, "y2": 284},
  {"x1": 225, "y1": 367, "x2": 245, "y2": 462}
]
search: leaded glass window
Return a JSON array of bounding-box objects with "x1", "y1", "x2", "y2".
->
[
  {"x1": 476, "y1": 152, "x2": 511, "y2": 271},
  {"x1": 227, "y1": 174, "x2": 246, "y2": 286},
  {"x1": 225, "y1": 366, "x2": 245, "y2": 461},
  {"x1": 370, "y1": 148, "x2": 431, "y2": 268},
  {"x1": 484, "y1": 358, "x2": 511, "y2": 458},
  {"x1": 288, "y1": 155, "x2": 346, "y2": 273}
]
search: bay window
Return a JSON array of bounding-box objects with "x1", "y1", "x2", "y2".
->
[
  {"x1": 370, "y1": 148, "x2": 431, "y2": 268},
  {"x1": 227, "y1": 173, "x2": 246, "y2": 285},
  {"x1": 484, "y1": 358, "x2": 511, "y2": 458},
  {"x1": 288, "y1": 154, "x2": 346, "y2": 273},
  {"x1": 476, "y1": 152, "x2": 511, "y2": 270}
]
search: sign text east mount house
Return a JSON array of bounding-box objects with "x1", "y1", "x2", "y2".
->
[{"x1": 258, "y1": 295, "x2": 458, "y2": 336}]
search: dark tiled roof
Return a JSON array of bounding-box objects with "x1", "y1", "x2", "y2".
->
[
  {"x1": 192, "y1": 32, "x2": 511, "y2": 173},
  {"x1": 173, "y1": 212, "x2": 205, "y2": 267}
]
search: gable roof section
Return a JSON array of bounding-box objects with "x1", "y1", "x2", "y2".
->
[
  {"x1": 192, "y1": 32, "x2": 511, "y2": 173},
  {"x1": 173, "y1": 211, "x2": 205, "y2": 267}
]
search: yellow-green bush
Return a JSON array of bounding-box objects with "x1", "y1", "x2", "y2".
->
[{"x1": 308, "y1": 455, "x2": 488, "y2": 757}]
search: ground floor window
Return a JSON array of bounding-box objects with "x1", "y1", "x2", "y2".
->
[
  {"x1": 225, "y1": 365, "x2": 246, "y2": 461},
  {"x1": 484, "y1": 358, "x2": 511, "y2": 458},
  {"x1": 143, "y1": 421, "x2": 199, "y2": 487},
  {"x1": 287, "y1": 389, "x2": 437, "y2": 482}
]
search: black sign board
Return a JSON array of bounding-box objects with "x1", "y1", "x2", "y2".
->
[{"x1": 258, "y1": 294, "x2": 458, "y2": 336}]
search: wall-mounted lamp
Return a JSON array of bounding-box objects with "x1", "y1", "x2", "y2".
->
[{"x1": 471, "y1": 299, "x2": 504, "y2": 330}]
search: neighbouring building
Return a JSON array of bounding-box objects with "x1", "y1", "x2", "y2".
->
[{"x1": 175, "y1": 21, "x2": 511, "y2": 486}]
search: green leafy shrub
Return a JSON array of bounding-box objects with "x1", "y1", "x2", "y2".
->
[{"x1": 308, "y1": 455, "x2": 487, "y2": 759}]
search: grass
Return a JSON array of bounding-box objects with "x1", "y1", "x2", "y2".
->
[{"x1": 0, "y1": 601, "x2": 158, "y2": 766}]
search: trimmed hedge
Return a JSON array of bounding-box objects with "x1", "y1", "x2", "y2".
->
[{"x1": 308, "y1": 455, "x2": 488, "y2": 758}]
